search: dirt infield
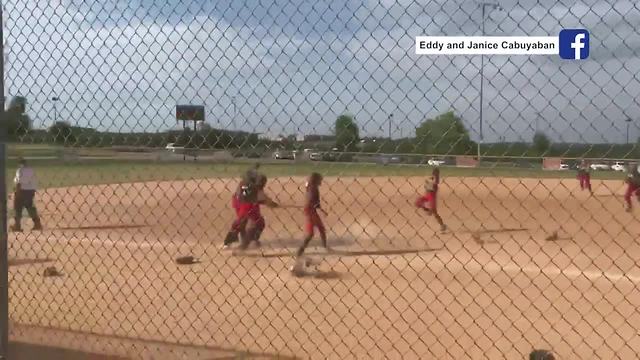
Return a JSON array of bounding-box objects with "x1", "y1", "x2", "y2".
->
[{"x1": 7, "y1": 176, "x2": 640, "y2": 359}]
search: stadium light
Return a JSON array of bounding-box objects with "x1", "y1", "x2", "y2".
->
[
  {"x1": 478, "y1": 2, "x2": 502, "y2": 161},
  {"x1": 51, "y1": 96, "x2": 60, "y2": 125}
]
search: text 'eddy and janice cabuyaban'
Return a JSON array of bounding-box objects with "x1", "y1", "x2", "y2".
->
[{"x1": 418, "y1": 39, "x2": 555, "y2": 52}]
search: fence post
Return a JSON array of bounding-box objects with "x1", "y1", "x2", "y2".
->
[{"x1": 0, "y1": 0, "x2": 8, "y2": 358}]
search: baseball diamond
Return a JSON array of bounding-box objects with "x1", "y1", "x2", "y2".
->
[{"x1": 2, "y1": 0, "x2": 639, "y2": 358}]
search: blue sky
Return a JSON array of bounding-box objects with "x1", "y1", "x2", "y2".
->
[{"x1": 4, "y1": 0, "x2": 640, "y2": 143}]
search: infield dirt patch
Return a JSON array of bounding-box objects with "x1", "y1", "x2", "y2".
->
[{"x1": 8, "y1": 176, "x2": 640, "y2": 359}]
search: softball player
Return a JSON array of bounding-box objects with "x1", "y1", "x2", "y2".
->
[
  {"x1": 291, "y1": 172, "x2": 329, "y2": 273},
  {"x1": 237, "y1": 174, "x2": 279, "y2": 250},
  {"x1": 223, "y1": 167, "x2": 260, "y2": 249},
  {"x1": 624, "y1": 163, "x2": 640, "y2": 212},
  {"x1": 415, "y1": 168, "x2": 447, "y2": 233},
  {"x1": 577, "y1": 159, "x2": 592, "y2": 194}
]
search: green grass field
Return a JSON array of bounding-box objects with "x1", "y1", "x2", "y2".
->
[{"x1": 2, "y1": 158, "x2": 628, "y2": 190}]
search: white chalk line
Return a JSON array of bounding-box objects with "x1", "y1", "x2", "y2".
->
[
  {"x1": 47, "y1": 237, "x2": 179, "y2": 250},
  {"x1": 455, "y1": 260, "x2": 640, "y2": 284},
  {"x1": 42, "y1": 234, "x2": 640, "y2": 284}
]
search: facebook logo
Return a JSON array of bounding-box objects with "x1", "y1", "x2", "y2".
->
[{"x1": 559, "y1": 29, "x2": 589, "y2": 60}]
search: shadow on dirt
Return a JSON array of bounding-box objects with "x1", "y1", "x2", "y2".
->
[{"x1": 53, "y1": 224, "x2": 150, "y2": 231}]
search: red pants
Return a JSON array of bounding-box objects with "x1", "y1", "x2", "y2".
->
[
  {"x1": 415, "y1": 191, "x2": 437, "y2": 212},
  {"x1": 249, "y1": 204, "x2": 265, "y2": 232},
  {"x1": 304, "y1": 209, "x2": 326, "y2": 237},
  {"x1": 231, "y1": 202, "x2": 259, "y2": 233},
  {"x1": 578, "y1": 174, "x2": 591, "y2": 191},
  {"x1": 625, "y1": 183, "x2": 640, "y2": 208}
]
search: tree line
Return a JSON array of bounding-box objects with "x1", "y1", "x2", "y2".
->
[
  {"x1": 5, "y1": 95, "x2": 640, "y2": 159},
  {"x1": 334, "y1": 111, "x2": 640, "y2": 159}
]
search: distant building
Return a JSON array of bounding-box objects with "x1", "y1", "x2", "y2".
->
[
  {"x1": 258, "y1": 133, "x2": 285, "y2": 142},
  {"x1": 304, "y1": 134, "x2": 336, "y2": 142}
]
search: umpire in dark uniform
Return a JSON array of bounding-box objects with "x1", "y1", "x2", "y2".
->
[{"x1": 11, "y1": 158, "x2": 42, "y2": 232}]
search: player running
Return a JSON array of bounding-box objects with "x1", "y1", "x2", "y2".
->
[
  {"x1": 624, "y1": 162, "x2": 640, "y2": 213},
  {"x1": 291, "y1": 172, "x2": 330, "y2": 274},
  {"x1": 415, "y1": 167, "x2": 447, "y2": 233}
]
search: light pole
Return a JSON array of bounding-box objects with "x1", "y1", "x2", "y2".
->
[
  {"x1": 626, "y1": 117, "x2": 632, "y2": 144},
  {"x1": 0, "y1": 4, "x2": 8, "y2": 358},
  {"x1": 51, "y1": 96, "x2": 59, "y2": 125},
  {"x1": 231, "y1": 96, "x2": 236, "y2": 130},
  {"x1": 478, "y1": 2, "x2": 502, "y2": 161},
  {"x1": 388, "y1": 113, "x2": 393, "y2": 139}
]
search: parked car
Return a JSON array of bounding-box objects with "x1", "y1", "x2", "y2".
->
[
  {"x1": 273, "y1": 150, "x2": 295, "y2": 160},
  {"x1": 165, "y1": 143, "x2": 184, "y2": 153},
  {"x1": 378, "y1": 155, "x2": 401, "y2": 165},
  {"x1": 427, "y1": 158, "x2": 446, "y2": 166},
  {"x1": 590, "y1": 163, "x2": 610, "y2": 171},
  {"x1": 309, "y1": 152, "x2": 322, "y2": 161},
  {"x1": 611, "y1": 161, "x2": 626, "y2": 172},
  {"x1": 559, "y1": 163, "x2": 569, "y2": 170}
]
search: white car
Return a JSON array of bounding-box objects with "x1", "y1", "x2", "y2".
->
[
  {"x1": 165, "y1": 143, "x2": 183, "y2": 153},
  {"x1": 559, "y1": 164, "x2": 569, "y2": 170},
  {"x1": 309, "y1": 152, "x2": 322, "y2": 161},
  {"x1": 273, "y1": 150, "x2": 295, "y2": 160},
  {"x1": 427, "y1": 159, "x2": 446, "y2": 166},
  {"x1": 590, "y1": 163, "x2": 610, "y2": 171},
  {"x1": 611, "y1": 162, "x2": 626, "y2": 172}
]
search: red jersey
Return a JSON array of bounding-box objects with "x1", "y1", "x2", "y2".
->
[{"x1": 305, "y1": 182, "x2": 321, "y2": 212}]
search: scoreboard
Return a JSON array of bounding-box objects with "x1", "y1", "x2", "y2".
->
[{"x1": 176, "y1": 105, "x2": 205, "y2": 121}]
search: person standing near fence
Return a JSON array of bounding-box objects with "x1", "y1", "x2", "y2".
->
[
  {"x1": 10, "y1": 158, "x2": 42, "y2": 232},
  {"x1": 577, "y1": 159, "x2": 592, "y2": 194}
]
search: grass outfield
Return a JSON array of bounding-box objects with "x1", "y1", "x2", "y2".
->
[{"x1": 2, "y1": 158, "x2": 629, "y2": 189}]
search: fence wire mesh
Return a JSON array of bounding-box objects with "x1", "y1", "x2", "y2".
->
[{"x1": 3, "y1": 0, "x2": 640, "y2": 359}]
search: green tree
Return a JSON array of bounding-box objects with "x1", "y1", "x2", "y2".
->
[
  {"x1": 335, "y1": 114, "x2": 359, "y2": 152},
  {"x1": 360, "y1": 141, "x2": 379, "y2": 153},
  {"x1": 198, "y1": 122, "x2": 213, "y2": 133},
  {"x1": 414, "y1": 111, "x2": 474, "y2": 155},
  {"x1": 396, "y1": 140, "x2": 414, "y2": 154},
  {"x1": 6, "y1": 96, "x2": 31, "y2": 137},
  {"x1": 532, "y1": 132, "x2": 551, "y2": 155},
  {"x1": 49, "y1": 121, "x2": 74, "y2": 144}
]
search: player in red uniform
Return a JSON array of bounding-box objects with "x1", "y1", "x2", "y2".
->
[
  {"x1": 237, "y1": 174, "x2": 279, "y2": 250},
  {"x1": 415, "y1": 167, "x2": 447, "y2": 232},
  {"x1": 291, "y1": 172, "x2": 329, "y2": 273},
  {"x1": 577, "y1": 159, "x2": 592, "y2": 194},
  {"x1": 231, "y1": 163, "x2": 260, "y2": 216},
  {"x1": 624, "y1": 163, "x2": 640, "y2": 212},
  {"x1": 223, "y1": 166, "x2": 260, "y2": 249}
]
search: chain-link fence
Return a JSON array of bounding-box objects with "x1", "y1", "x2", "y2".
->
[{"x1": 2, "y1": 0, "x2": 640, "y2": 358}]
